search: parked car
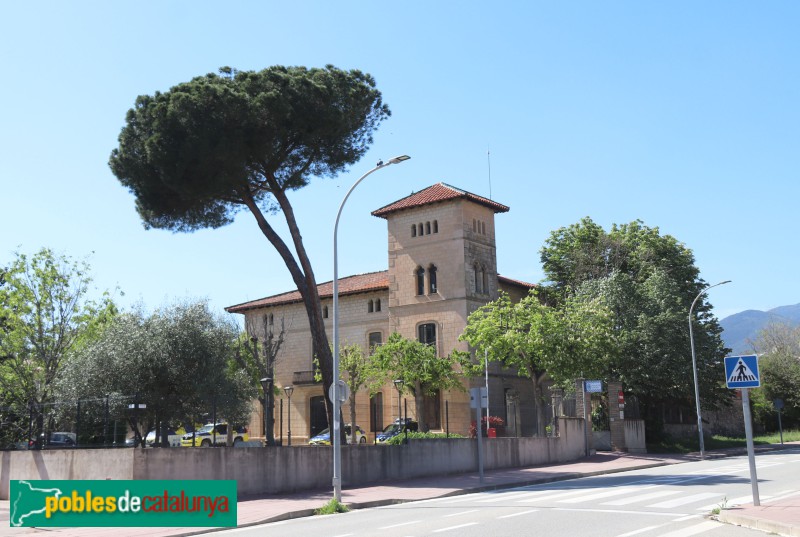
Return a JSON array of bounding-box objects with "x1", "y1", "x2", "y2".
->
[
  {"x1": 180, "y1": 423, "x2": 249, "y2": 447},
  {"x1": 45, "y1": 432, "x2": 78, "y2": 449},
  {"x1": 308, "y1": 424, "x2": 367, "y2": 445},
  {"x1": 376, "y1": 419, "x2": 418, "y2": 444},
  {"x1": 144, "y1": 427, "x2": 187, "y2": 447}
]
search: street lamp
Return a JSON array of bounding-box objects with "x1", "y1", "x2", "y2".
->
[
  {"x1": 689, "y1": 279, "x2": 731, "y2": 459},
  {"x1": 283, "y1": 385, "x2": 294, "y2": 446},
  {"x1": 333, "y1": 155, "x2": 410, "y2": 501},
  {"x1": 260, "y1": 377, "x2": 272, "y2": 446},
  {"x1": 393, "y1": 379, "x2": 404, "y2": 421}
]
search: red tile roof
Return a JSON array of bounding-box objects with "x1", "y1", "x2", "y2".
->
[
  {"x1": 225, "y1": 271, "x2": 389, "y2": 313},
  {"x1": 225, "y1": 271, "x2": 535, "y2": 313},
  {"x1": 371, "y1": 183, "x2": 510, "y2": 218}
]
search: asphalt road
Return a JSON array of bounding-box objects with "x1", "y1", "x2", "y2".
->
[{"x1": 209, "y1": 447, "x2": 800, "y2": 537}]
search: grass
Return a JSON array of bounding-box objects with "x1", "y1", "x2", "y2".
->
[
  {"x1": 314, "y1": 498, "x2": 350, "y2": 515},
  {"x1": 647, "y1": 429, "x2": 800, "y2": 454}
]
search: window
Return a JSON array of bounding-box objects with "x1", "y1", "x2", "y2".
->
[
  {"x1": 428, "y1": 264, "x2": 437, "y2": 294},
  {"x1": 368, "y1": 331, "x2": 383, "y2": 354},
  {"x1": 426, "y1": 221, "x2": 431, "y2": 235},
  {"x1": 411, "y1": 224, "x2": 416, "y2": 237},
  {"x1": 416, "y1": 266, "x2": 425, "y2": 295},
  {"x1": 474, "y1": 264, "x2": 482, "y2": 294},
  {"x1": 419, "y1": 222, "x2": 424, "y2": 235},
  {"x1": 323, "y1": 305, "x2": 328, "y2": 318},
  {"x1": 268, "y1": 314, "x2": 274, "y2": 325},
  {"x1": 433, "y1": 220, "x2": 438, "y2": 233},
  {"x1": 481, "y1": 221, "x2": 486, "y2": 235},
  {"x1": 368, "y1": 300, "x2": 374, "y2": 313},
  {"x1": 473, "y1": 219, "x2": 477, "y2": 232},
  {"x1": 418, "y1": 323, "x2": 437, "y2": 347},
  {"x1": 481, "y1": 266, "x2": 488, "y2": 294},
  {"x1": 370, "y1": 393, "x2": 384, "y2": 432},
  {"x1": 375, "y1": 298, "x2": 381, "y2": 312}
]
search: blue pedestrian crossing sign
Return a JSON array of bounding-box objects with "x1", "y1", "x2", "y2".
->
[{"x1": 724, "y1": 355, "x2": 760, "y2": 388}]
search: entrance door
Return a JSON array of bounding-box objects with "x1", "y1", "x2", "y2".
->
[{"x1": 309, "y1": 396, "x2": 328, "y2": 438}]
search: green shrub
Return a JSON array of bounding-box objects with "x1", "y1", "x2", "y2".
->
[
  {"x1": 314, "y1": 499, "x2": 349, "y2": 515},
  {"x1": 385, "y1": 431, "x2": 464, "y2": 445}
]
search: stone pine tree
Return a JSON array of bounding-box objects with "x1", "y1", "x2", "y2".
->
[{"x1": 109, "y1": 65, "x2": 391, "y2": 433}]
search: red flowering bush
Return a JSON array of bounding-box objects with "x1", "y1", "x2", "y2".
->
[{"x1": 469, "y1": 416, "x2": 505, "y2": 437}]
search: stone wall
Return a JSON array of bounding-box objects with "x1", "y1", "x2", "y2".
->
[{"x1": 1, "y1": 418, "x2": 586, "y2": 499}]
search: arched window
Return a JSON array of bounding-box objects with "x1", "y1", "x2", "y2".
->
[
  {"x1": 416, "y1": 266, "x2": 425, "y2": 296},
  {"x1": 419, "y1": 222, "x2": 424, "y2": 235},
  {"x1": 323, "y1": 305, "x2": 328, "y2": 318},
  {"x1": 269, "y1": 314, "x2": 274, "y2": 325},
  {"x1": 375, "y1": 298, "x2": 381, "y2": 312},
  {"x1": 368, "y1": 300, "x2": 374, "y2": 313},
  {"x1": 426, "y1": 221, "x2": 431, "y2": 234},
  {"x1": 482, "y1": 221, "x2": 486, "y2": 235},
  {"x1": 473, "y1": 219, "x2": 477, "y2": 232},
  {"x1": 433, "y1": 220, "x2": 438, "y2": 233},
  {"x1": 428, "y1": 264, "x2": 438, "y2": 294},
  {"x1": 482, "y1": 266, "x2": 488, "y2": 294},
  {"x1": 474, "y1": 264, "x2": 482, "y2": 294},
  {"x1": 411, "y1": 224, "x2": 417, "y2": 237}
]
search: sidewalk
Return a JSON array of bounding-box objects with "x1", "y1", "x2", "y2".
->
[{"x1": 2, "y1": 446, "x2": 797, "y2": 537}]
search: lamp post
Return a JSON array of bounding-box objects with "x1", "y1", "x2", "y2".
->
[
  {"x1": 283, "y1": 385, "x2": 294, "y2": 446},
  {"x1": 689, "y1": 279, "x2": 731, "y2": 459},
  {"x1": 333, "y1": 155, "x2": 410, "y2": 501},
  {"x1": 393, "y1": 379, "x2": 404, "y2": 421},
  {"x1": 260, "y1": 377, "x2": 272, "y2": 446}
]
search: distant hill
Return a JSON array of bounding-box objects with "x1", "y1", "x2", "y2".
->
[{"x1": 720, "y1": 303, "x2": 800, "y2": 354}]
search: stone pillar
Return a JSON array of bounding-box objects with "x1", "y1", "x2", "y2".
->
[
  {"x1": 608, "y1": 380, "x2": 626, "y2": 451},
  {"x1": 550, "y1": 386, "x2": 564, "y2": 436},
  {"x1": 575, "y1": 379, "x2": 593, "y2": 456}
]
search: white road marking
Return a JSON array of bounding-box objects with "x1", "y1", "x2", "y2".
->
[
  {"x1": 615, "y1": 525, "x2": 662, "y2": 537},
  {"x1": 432, "y1": 522, "x2": 479, "y2": 533},
  {"x1": 558, "y1": 485, "x2": 657, "y2": 504},
  {"x1": 378, "y1": 520, "x2": 421, "y2": 529},
  {"x1": 478, "y1": 489, "x2": 553, "y2": 503},
  {"x1": 497, "y1": 509, "x2": 539, "y2": 519},
  {"x1": 649, "y1": 492, "x2": 723, "y2": 509},
  {"x1": 655, "y1": 520, "x2": 721, "y2": 537},
  {"x1": 603, "y1": 489, "x2": 681, "y2": 506},
  {"x1": 442, "y1": 509, "x2": 478, "y2": 518}
]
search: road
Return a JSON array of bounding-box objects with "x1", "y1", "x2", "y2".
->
[{"x1": 210, "y1": 447, "x2": 800, "y2": 537}]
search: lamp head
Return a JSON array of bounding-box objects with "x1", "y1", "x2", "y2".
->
[
  {"x1": 386, "y1": 155, "x2": 411, "y2": 165},
  {"x1": 284, "y1": 385, "x2": 294, "y2": 398}
]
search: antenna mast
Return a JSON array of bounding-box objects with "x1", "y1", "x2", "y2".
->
[{"x1": 487, "y1": 145, "x2": 492, "y2": 199}]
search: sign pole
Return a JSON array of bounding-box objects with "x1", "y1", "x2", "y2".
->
[{"x1": 741, "y1": 388, "x2": 760, "y2": 506}]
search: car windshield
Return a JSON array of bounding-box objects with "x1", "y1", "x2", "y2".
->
[
  {"x1": 314, "y1": 428, "x2": 330, "y2": 437},
  {"x1": 381, "y1": 423, "x2": 402, "y2": 435},
  {"x1": 197, "y1": 425, "x2": 216, "y2": 434}
]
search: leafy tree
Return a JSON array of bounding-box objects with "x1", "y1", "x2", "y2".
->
[
  {"x1": 539, "y1": 218, "x2": 730, "y2": 435},
  {"x1": 372, "y1": 332, "x2": 471, "y2": 432},
  {"x1": 109, "y1": 65, "x2": 391, "y2": 432},
  {"x1": 0, "y1": 249, "x2": 116, "y2": 447},
  {"x1": 460, "y1": 291, "x2": 614, "y2": 436},
  {"x1": 751, "y1": 321, "x2": 800, "y2": 429},
  {"x1": 234, "y1": 314, "x2": 285, "y2": 445},
  {"x1": 59, "y1": 300, "x2": 255, "y2": 446}
]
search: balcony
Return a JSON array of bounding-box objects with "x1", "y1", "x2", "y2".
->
[{"x1": 292, "y1": 370, "x2": 320, "y2": 385}]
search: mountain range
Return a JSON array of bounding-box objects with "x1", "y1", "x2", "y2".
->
[{"x1": 719, "y1": 303, "x2": 800, "y2": 354}]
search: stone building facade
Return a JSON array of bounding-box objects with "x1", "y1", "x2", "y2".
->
[{"x1": 226, "y1": 184, "x2": 535, "y2": 443}]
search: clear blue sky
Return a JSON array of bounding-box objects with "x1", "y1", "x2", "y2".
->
[{"x1": 2, "y1": 1, "x2": 798, "y2": 321}]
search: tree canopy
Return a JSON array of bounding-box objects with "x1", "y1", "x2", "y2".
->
[
  {"x1": 58, "y1": 300, "x2": 255, "y2": 446},
  {"x1": 372, "y1": 332, "x2": 472, "y2": 432},
  {"x1": 460, "y1": 290, "x2": 614, "y2": 435},
  {"x1": 539, "y1": 218, "x2": 730, "y2": 432},
  {"x1": 0, "y1": 249, "x2": 116, "y2": 447},
  {"x1": 109, "y1": 65, "x2": 391, "y2": 431}
]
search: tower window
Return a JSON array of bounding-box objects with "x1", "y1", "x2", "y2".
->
[
  {"x1": 474, "y1": 264, "x2": 482, "y2": 294},
  {"x1": 416, "y1": 266, "x2": 425, "y2": 296},
  {"x1": 419, "y1": 222, "x2": 424, "y2": 235},
  {"x1": 426, "y1": 221, "x2": 431, "y2": 235},
  {"x1": 473, "y1": 219, "x2": 477, "y2": 232},
  {"x1": 411, "y1": 224, "x2": 417, "y2": 237},
  {"x1": 323, "y1": 305, "x2": 328, "y2": 318},
  {"x1": 368, "y1": 331, "x2": 383, "y2": 354},
  {"x1": 368, "y1": 300, "x2": 374, "y2": 313},
  {"x1": 429, "y1": 264, "x2": 438, "y2": 294},
  {"x1": 375, "y1": 298, "x2": 381, "y2": 312},
  {"x1": 433, "y1": 220, "x2": 438, "y2": 233},
  {"x1": 482, "y1": 221, "x2": 486, "y2": 235}
]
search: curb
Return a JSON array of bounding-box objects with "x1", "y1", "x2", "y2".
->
[{"x1": 719, "y1": 510, "x2": 800, "y2": 537}]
